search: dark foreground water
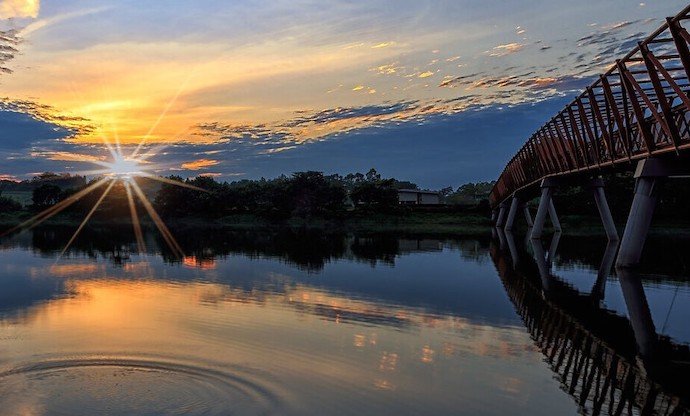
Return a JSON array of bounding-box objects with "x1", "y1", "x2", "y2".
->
[{"x1": 0, "y1": 226, "x2": 688, "y2": 415}]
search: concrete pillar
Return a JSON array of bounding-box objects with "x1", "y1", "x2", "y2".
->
[
  {"x1": 531, "y1": 178, "x2": 559, "y2": 239},
  {"x1": 522, "y1": 204, "x2": 534, "y2": 227},
  {"x1": 615, "y1": 158, "x2": 690, "y2": 267},
  {"x1": 531, "y1": 239, "x2": 553, "y2": 292},
  {"x1": 617, "y1": 176, "x2": 659, "y2": 267},
  {"x1": 504, "y1": 229, "x2": 519, "y2": 267},
  {"x1": 590, "y1": 177, "x2": 619, "y2": 241},
  {"x1": 496, "y1": 226, "x2": 507, "y2": 250},
  {"x1": 548, "y1": 200, "x2": 561, "y2": 232},
  {"x1": 546, "y1": 231, "x2": 561, "y2": 264},
  {"x1": 591, "y1": 241, "x2": 618, "y2": 304},
  {"x1": 618, "y1": 269, "x2": 658, "y2": 361},
  {"x1": 505, "y1": 196, "x2": 521, "y2": 231},
  {"x1": 495, "y1": 203, "x2": 508, "y2": 227}
]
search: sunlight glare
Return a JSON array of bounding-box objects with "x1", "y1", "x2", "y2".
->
[{"x1": 106, "y1": 155, "x2": 144, "y2": 180}]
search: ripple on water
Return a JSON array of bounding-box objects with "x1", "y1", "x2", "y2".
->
[{"x1": 0, "y1": 355, "x2": 286, "y2": 415}]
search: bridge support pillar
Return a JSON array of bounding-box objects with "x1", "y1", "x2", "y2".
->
[
  {"x1": 590, "y1": 177, "x2": 619, "y2": 241},
  {"x1": 495, "y1": 202, "x2": 508, "y2": 227},
  {"x1": 548, "y1": 200, "x2": 561, "y2": 232},
  {"x1": 591, "y1": 241, "x2": 618, "y2": 305},
  {"x1": 531, "y1": 178, "x2": 560, "y2": 239},
  {"x1": 616, "y1": 159, "x2": 670, "y2": 268},
  {"x1": 522, "y1": 204, "x2": 534, "y2": 228},
  {"x1": 504, "y1": 195, "x2": 521, "y2": 231},
  {"x1": 618, "y1": 269, "x2": 658, "y2": 361}
]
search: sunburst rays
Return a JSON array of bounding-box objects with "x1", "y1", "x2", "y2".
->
[{"x1": 4, "y1": 141, "x2": 208, "y2": 262}]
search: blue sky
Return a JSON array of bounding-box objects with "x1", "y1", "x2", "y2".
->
[{"x1": 0, "y1": 0, "x2": 688, "y2": 189}]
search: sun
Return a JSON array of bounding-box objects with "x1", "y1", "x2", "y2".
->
[{"x1": 104, "y1": 154, "x2": 145, "y2": 180}]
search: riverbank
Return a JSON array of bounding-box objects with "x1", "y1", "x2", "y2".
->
[
  {"x1": 3, "y1": 210, "x2": 689, "y2": 237},
  {"x1": 0, "y1": 209, "x2": 494, "y2": 235}
]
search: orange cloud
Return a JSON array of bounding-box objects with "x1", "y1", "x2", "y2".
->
[
  {"x1": 180, "y1": 158, "x2": 220, "y2": 170},
  {"x1": 31, "y1": 151, "x2": 105, "y2": 163},
  {"x1": 0, "y1": 0, "x2": 39, "y2": 19}
]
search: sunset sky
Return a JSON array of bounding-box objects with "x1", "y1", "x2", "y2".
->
[{"x1": 1, "y1": 0, "x2": 688, "y2": 189}]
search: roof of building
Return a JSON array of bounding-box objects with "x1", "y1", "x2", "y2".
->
[{"x1": 397, "y1": 189, "x2": 439, "y2": 195}]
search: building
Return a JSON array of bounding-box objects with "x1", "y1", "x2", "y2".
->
[{"x1": 397, "y1": 189, "x2": 440, "y2": 205}]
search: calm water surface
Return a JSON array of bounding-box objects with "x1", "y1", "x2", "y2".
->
[{"x1": 0, "y1": 226, "x2": 688, "y2": 415}]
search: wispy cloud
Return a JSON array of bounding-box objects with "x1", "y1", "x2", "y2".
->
[
  {"x1": 485, "y1": 43, "x2": 526, "y2": 57},
  {"x1": 21, "y1": 6, "x2": 111, "y2": 37},
  {"x1": 371, "y1": 42, "x2": 394, "y2": 49},
  {"x1": 31, "y1": 151, "x2": 105, "y2": 163}
]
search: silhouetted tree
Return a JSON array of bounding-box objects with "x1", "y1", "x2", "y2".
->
[
  {"x1": 350, "y1": 179, "x2": 398, "y2": 211},
  {"x1": 289, "y1": 171, "x2": 346, "y2": 219},
  {"x1": 0, "y1": 195, "x2": 22, "y2": 212},
  {"x1": 32, "y1": 184, "x2": 62, "y2": 207}
]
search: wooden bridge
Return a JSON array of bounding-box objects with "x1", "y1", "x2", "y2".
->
[
  {"x1": 491, "y1": 236, "x2": 690, "y2": 415},
  {"x1": 491, "y1": 5, "x2": 690, "y2": 267}
]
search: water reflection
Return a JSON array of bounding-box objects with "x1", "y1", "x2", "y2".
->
[
  {"x1": 1, "y1": 227, "x2": 582, "y2": 415},
  {"x1": 1, "y1": 226, "x2": 465, "y2": 271},
  {"x1": 2, "y1": 225, "x2": 689, "y2": 415},
  {"x1": 492, "y1": 230, "x2": 690, "y2": 415}
]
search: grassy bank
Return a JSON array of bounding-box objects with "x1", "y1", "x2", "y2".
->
[
  {"x1": 0, "y1": 209, "x2": 494, "y2": 235},
  {"x1": 3, "y1": 209, "x2": 690, "y2": 237}
]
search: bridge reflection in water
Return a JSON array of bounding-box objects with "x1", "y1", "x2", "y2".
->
[{"x1": 491, "y1": 230, "x2": 690, "y2": 416}]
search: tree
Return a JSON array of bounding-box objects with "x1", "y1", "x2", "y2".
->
[
  {"x1": 350, "y1": 179, "x2": 398, "y2": 211},
  {"x1": 446, "y1": 181, "x2": 495, "y2": 206},
  {"x1": 289, "y1": 171, "x2": 346, "y2": 219},
  {"x1": 0, "y1": 195, "x2": 22, "y2": 212},
  {"x1": 32, "y1": 184, "x2": 62, "y2": 207},
  {"x1": 365, "y1": 168, "x2": 381, "y2": 182},
  {"x1": 154, "y1": 176, "x2": 189, "y2": 217}
]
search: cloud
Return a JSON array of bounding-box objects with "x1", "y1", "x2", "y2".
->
[
  {"x1": 371, "y1": 42, "x2": 394, "y2": 49},
  {"x1": 486, "y1": 43, "x2": 526, "y2": 57},
  {"x1": 180, "y1": 158, "x2": 220, "y2": 171},
  {"x1": 0, "y1": 28, "x2": 19, "y2": 73},
  {"x1": 371, "y1": 63, "x2": 402, "y2": 75},
  {"x1": 610, "y1": 21, "x2": 636, "y2": 30},
  {"x1": 31, "y1": 151, "x2": 105, "y2": 163},
  {"x1": 0, "y1": 0, "x2": 39, "y2": 19},
  {"x1": 265, "y1": 146, "x2": 298, "y2": 154},
  {"x1": 281, "y1": 101, "x2": 419, "y2": 129},
  {"x1": 0, "y1": 108, "x2": 74, "y2": 150}
]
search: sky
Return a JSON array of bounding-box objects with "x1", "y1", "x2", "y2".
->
[{"x1": 0, "y1": 0, "x2": 688, "y2": 189}]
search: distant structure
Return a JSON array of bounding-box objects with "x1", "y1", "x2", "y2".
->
[{"x1": 397, "y1": 189, "x2": 440, "y2": 205}]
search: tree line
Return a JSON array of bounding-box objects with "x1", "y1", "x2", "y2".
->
[{"x1": 0, "y1": 168, "x2": 503, "y2": 220}]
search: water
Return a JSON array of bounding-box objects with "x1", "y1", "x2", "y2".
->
[{"x1": 0, "y1": 226, "x2": 688, "y2": 415}]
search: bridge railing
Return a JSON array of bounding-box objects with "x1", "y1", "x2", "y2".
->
[{"x1": 491, "y1": 4, "x2": 690, "y2": 207}]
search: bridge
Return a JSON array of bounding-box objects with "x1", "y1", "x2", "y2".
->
[{"x1": 490, "y1": 5, "x2": 690, "y2": 267}]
